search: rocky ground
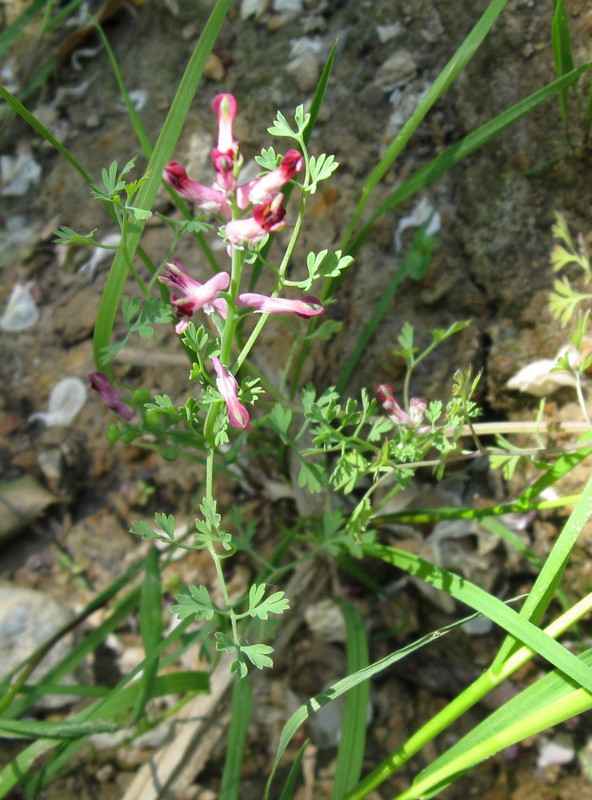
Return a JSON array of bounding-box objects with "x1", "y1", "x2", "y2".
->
[{"x1": 1, "y1": 0, "x2": 592, "y2": 797}]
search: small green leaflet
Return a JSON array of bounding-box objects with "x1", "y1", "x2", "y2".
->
[
  {"x1": 172, "y1": 585, "x2": 216, "y2": 621},
  {"x1": 246, "y1": 584, "x2": 289, "y2": 620}
]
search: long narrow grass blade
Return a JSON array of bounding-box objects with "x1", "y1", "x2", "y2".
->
[
  {"x1": 220, "y1": 677, "x2": 252, "y2": 800},
  {"x1": 1, "y1": 586, "x2": 141, "y2": 721},
  {"x1": 551, "y1": 0, "x2": 574, "y2": 133},
  {"x1": 362, "y1": 541, "x2": 592, "y2": 692},
  {"x1": 331, "y1": 600, "x2": 370, "y2": 799},
  {"x1": 398, "y1": 647, "x2": 592, "y2": 800},
  {"x1": 335, "y1": 226, "x2": 434, "y2": 391},
  {"x1": 492, "y1": 474, "x2": 592, "y2": 668},
  {"x1": 0, "y1": 0, "x2": 47, "y2": 60},
  {"x1": 278, "y1": 740, "x2": 309, "y2": 800},
  {"x1": 2, "y1": 618, "x2": 199, "y2": 798},
  {"x1": 346, "y1": 592, "x2": 592, "y2": 800},
  {"x1": 94, "y1": 20, "x2": 153, "y2": 157},
  {"x1": 0, "y1": 86, "x2": 93, "y2": 185},
  {"x1": 340, "y1": 0, "x2": 510, "y2": 253},
  {"x1": 92, "y1": 0, "x2": 233, "y2": 368},
  {"x1": 131, "y1": 546, "x2": 162, "y2": 722},
  {"x1": 519, "y1": 439, "x2": 592, "y2": 503},
  {"x1": 0, "y1": 718, "x2": 119, "y2": 740},
  {"x1": 347, "y1": 62, "x2": 592, "y2": 259},
  {"x1": 263, "y1": 611, "x2": 479, "y2": 800}
]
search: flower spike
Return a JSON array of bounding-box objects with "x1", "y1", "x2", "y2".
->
[{"x1": 211, "y1": 356, "x2": 250, "y2": 430}]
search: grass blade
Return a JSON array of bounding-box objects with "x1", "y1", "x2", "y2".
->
[
  {"x1": 347, "y1": 62, "x2": 592, "y2": 259},
  {"x1": 220, "y1": 677, "x2": 252, "y2": 800},
  {"x1": 551, "y1": 0, "x2": 575, "y2": 135},
  {"x1": 0, "y1": 0, "x2": 47, "y2": 60},
  {"x1": 492, "y1": 474, "x2": 592, "y2": 668},
  {"x1": 0, "y1": 86, "x2": 93, "y2": 185},
  {"x1": 131, "y1": 546, "x2": 163, "y2": 722},
  {"x1": 332, "y1": 600, "x2": 370, "y2": 799},
  {"x1": 92, "y1": 0, "x2": 233, "y2": 369},
  {"x1": 278, "y1": 740, "x2": 309, "y2": 800},
  {"x1": 263, "y1": 611, "x2": 480, "y2": 800},
  {"x1": 0, "y1": 719, "x2": 118, "y2": 740},
  {"x1": 362, "y1": 541, "x2": 592, "y2": 692},
  {"x1": 340, "y1": 0, "x2": 510, "y2": 254},
  {"x1": 398, "y1": 647, "x2": 592, "y2": 800}
]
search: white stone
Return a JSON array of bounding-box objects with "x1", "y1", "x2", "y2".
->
[
  {"x1": 29, "y1": 377, "x2": 88, "y2": 427},
  {"x1": 0, "y1": 282, "x2": 39, "y2": 331},
  {"x1": 0, "y1": 147, "x2": 42, "y2": 196}
]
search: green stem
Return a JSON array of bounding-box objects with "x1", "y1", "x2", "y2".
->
[
  {"x1": 235, "y1": 189, "x2": 307, "y2": 374},
  {"x1": 204, "y1": 445, "x2": 240, "y2": 646},
  {"x1": 220, "y1": 246, "x2": 243, "y2": 366}
]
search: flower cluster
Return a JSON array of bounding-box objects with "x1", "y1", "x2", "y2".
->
[
  {"x1": 163, "y1": 93, "x2": 303, "y2": 247},
  {"x1": 158, "y1": 94, "x2": 323, "y2": 430}
]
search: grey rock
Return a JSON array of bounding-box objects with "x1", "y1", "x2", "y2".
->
[{"x1": 0, "y1": 585, "x2": 77, "y2": 709}]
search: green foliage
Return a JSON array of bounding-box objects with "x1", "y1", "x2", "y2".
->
[
  {"x1": 100, "y1": 297, "x2": 173, "y2": 363},
  {"x1": 549, "y1": 213, "x2": 592, "y2": 326}
]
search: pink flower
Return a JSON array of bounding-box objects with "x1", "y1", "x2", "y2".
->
[
  {"x1": 237, "y1": 149, "x2": 303, "y2": 208},
  {"x1": 159, "y1": 262, "x2": 230, "y2": 333},
  {"x1": 237, "y1": 293, "x2": 324, "y2": 317},
  {"x1": 225, "y1": 194, "x2": 288, "y2": 246},
  {"x1": 211, "y1": 94, "x2": 239, "y2": 192},
  {"x1": 88, "y1": 372, "x2": 133, "y2": 420},
  {"x1": 211, "y1": 356, "x2": 250, "y2": 430},
  {"x1": 163, "y1": 162, "x2": 232, "y2": 219},
  {"x1": 377, "y1": 384, "x2": 427, "y2": 430}
]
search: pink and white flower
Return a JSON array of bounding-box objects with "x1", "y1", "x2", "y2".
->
[
  {"x1": 211, "y1": 356, "x2": 250, "y2": 430},
  {"x1": 378, "y1": 384, "x2": 428, "y2": 430},
  {"x1": 237, "y1": 293, "x2": 324, "y2": 317},
  {"x1": 163, "y1": 162, "x2": 232, "y2": 219},
  {"x1": 159, "y1": 262, "x2": 230, "y2": 333},
  {"x1": 225, "y1": 194, "x2": 288, "y2": 246},
  {"x1": 237, "y1": 149, "x2": 303, "y2": 208}
]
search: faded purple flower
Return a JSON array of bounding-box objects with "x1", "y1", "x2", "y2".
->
[
  {"x1": 237, "y1": 293, "x2": 324, "y2": 317},
  {"x1": 88, "y1": 372, "x2": 133, "y2": 420},
  {"x1": 237, "y1": 149, "x2": 303, "y2": 208},
  {"x1": 159, "y1": 262, "x2": 230, "y2": 333},
  {"x1": 163, "y1": 162, "x2": 232, "y2": 219},
  {"x1": 378, "y1": 384, "x2": 427, "y2": 430},
  {"x1": 225, "y1": 194, "x2": 288, "y2": 246},
  {"x1": 211, "y1": 356, "x2": 250, "y2": 430}
]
